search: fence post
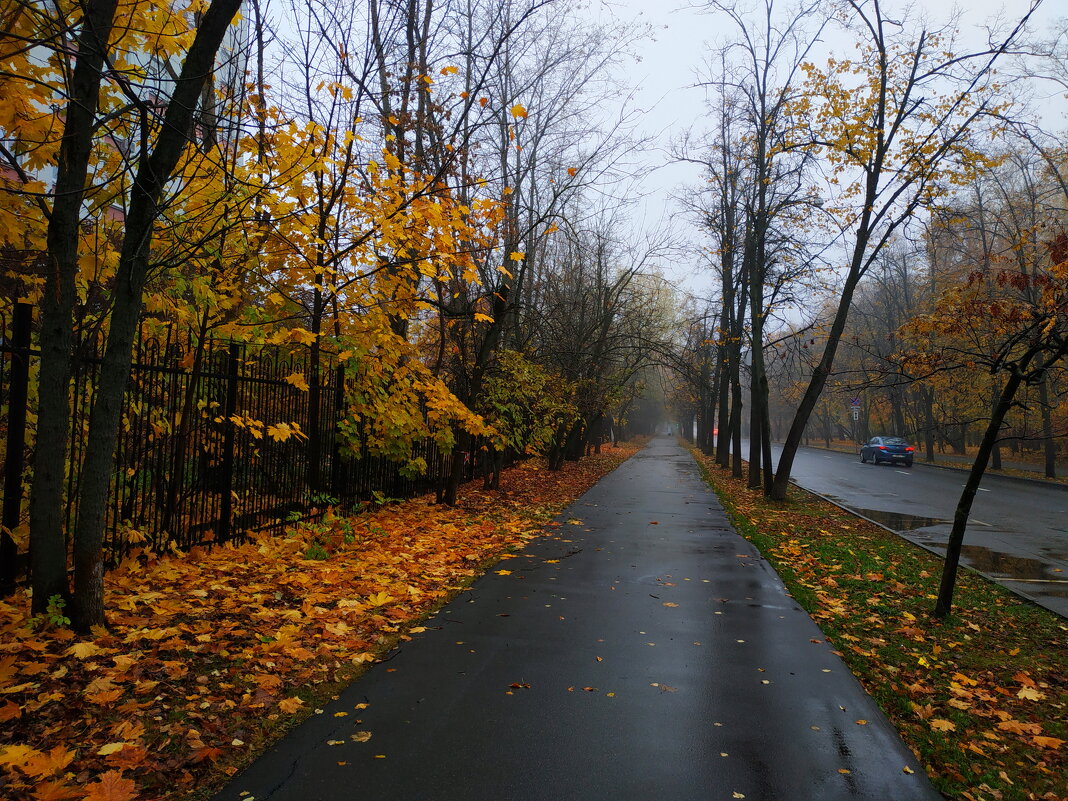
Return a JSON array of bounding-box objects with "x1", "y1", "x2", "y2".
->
[
  {"x1": 217, "y1": 343, "x2": 240, "y2": 543},
  {"x1": 2, "y1": 302, "x2": 32, "y2": 594}
]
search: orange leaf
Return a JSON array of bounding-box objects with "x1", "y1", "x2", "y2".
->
[
  {"x1": 191, "y1": 746, "x2": 225, "y2": 763},
  {"x1": 33, "y1": 780, "x2": 82, "y2": 801},
  {"x1": 0, "y1": 700, "x2": 22, "y2": 721},
  {"x1": 278, "y1": 696, "x2": 305, "y2": 714},
  {"x1": 930, "y1": 719, "x2": 956, "y2": 732},
  {"x1": 1032, "y1": 736, "x2": 1064, "y2": 750},
  {"x1": 86, "y1": 689, "x2": 124, "y2": 705},
  {"x1": 997, "y1": 719, "x2": 1042, "y2": 735},
  {"x1": 83, "y1": 770, "x2": 138, "y2": 801},
  {"x1": 21, "y1": 746, "x2": 77, "y2": 779}
]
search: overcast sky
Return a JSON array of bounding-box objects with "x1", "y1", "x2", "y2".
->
[{"x1": 574, "y1": 0, "x2": 1068, "y2": 295}]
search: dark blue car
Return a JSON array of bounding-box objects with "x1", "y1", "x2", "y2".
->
[{"x1": 860, "y1": 436, "x2": 914, "y2": 467}]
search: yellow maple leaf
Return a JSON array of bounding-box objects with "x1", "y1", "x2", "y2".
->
[
  {"x1": 67, "y1": 642, "x2": 102, "y2": 659},
  {"x1": 267, "y1": 422, "x2": 295, "y2": 442},
  {"x1": 96, "y1": 743, "x2": 127, "y2": 757},
  {"x1": 510, "y1": 103, "x2": 527, "y2": 119},
  {"x1": 495, "y1": 569, "x2": 512, "y2": 575},
  {"x1": 284, "y1": 372, "x2": 310, "y2": 391},
  {"x1": 278, "y1": 696, "x2": 305, "y2": 714},
  {"x1": 366, "y1": 591, "x2": 393, "y2": 607},
  {"x1": 509, "y1": 251, "x2": 525, "y2": 262},
  {"x1": 1, "y1": 745, "x2": 36, "y2": 773},
  {"x1": 929, "y1": 719, "x2": 956, "y2": 732},
  {"x1": 440, "y1": 65, "x2": 459, "y2": 75},
  {"x1": 288, "y1": 327, "x2": 318, "y2": 345},
  {"x1": 1016, "y1": 686, "x2": 1045, "y2": 701}
]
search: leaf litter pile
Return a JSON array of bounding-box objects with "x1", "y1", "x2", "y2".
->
[
  {"x1": 0, "y1": 443, "x2": 639, "y2": 801},
  {"x1": 690, "y1": 447, "x2": 1067, "y2": 801}
]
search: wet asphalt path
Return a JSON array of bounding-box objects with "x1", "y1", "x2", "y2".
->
[
  {"x1": 211, "y1": 437, "x2": 938, "y2": 801},
  {"x1": 772, "y1": 443, "x2": 1068, "y2": 617}
]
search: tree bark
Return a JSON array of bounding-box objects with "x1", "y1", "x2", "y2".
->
[
  {"x1": 29, "y1": 0, "x2": 120, "y2": 613},
  {"x1": 1038, "y1": 375, "x2": 1055, "y2": 478},
  {"x1": 70, "y1": 0, "x2": 243, "y2": 632},
  {"x1": 935, "y1": 365, "x2": 1028, "y2": 618}
]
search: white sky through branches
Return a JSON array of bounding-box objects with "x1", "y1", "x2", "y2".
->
[{"x1": 576, "y1": 0, "x2": 1068, "y2": 294}]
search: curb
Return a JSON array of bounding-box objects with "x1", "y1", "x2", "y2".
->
[{"x1": 788, "y1": 481, "x2": 1062, "y2": 618}]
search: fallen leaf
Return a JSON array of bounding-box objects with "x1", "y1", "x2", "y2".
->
[
  {"x1": 66, "y1": 642, "x2": 102, "y2": 660},
  {"x1": 352, "y1": 732, "x2": 372, "y2": 743},
  {"x1": 1032, "y1": 736, "x2": 1064, "y2": 750},
  {"x1": 930, "y1": 719, "x2": 956, "y2": 732},
  {"x1": 278, "y1": 697, "x2": 305, "y2": 714},
  {"x1": 31, "y1": 779, "x2": 82, "y2": 800},
  {"x1": 662, "y1": 602, "x2": 679, "y2": 608},
  {"x1": 83, "y1": 770, "x2": 137, "y2": 801}
]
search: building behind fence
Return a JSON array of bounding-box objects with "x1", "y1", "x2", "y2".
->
[{"x1": 0, "y1": 302, "x2": 492, "y2": 589}]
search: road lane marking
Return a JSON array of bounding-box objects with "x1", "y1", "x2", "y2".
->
[
  {"x1": 962, "y1": 484, "x2": 992, "y2": 492},
  {"x1": 895, "y1": 470, "x2": 911, "y2": 475},
  {"x1": 968, "y1": 518, "x2": 993, "y2": 527}
]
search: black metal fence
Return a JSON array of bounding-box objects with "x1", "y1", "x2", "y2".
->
[{"x1": 1, "y1": 302, "x2": 496, "y2": 585}]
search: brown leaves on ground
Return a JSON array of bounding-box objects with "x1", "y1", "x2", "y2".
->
[
  {"x1": 690, "y1": 447, "x2": 1067, "y2": 801},
  {"x1": 0, "y1": 444, "x2": 639, "y2": 800}
]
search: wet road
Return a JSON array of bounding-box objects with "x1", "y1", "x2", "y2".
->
[
  {"x1": 775, "y1": 443, "x2": 1068, "y2": 617},
  {"x1": 210, "y1": 438, "x2": 938, "y2": 801}
]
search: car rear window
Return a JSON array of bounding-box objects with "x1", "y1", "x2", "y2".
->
[{"x1": 883, "y1": 437, "x2": 908, "y2": 445}]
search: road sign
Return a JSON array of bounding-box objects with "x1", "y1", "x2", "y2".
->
[
  {"x1": 850, "y1": 397, "x2": 861, "y2": 407},
  {"x1": 851, "y1": 407, "x2": 859, "y2": 421}
]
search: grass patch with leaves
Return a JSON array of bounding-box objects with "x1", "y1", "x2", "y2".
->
[
  {"x1": 690, "y1": 447, "x2": 1067, "y2": 801},
  {"x1": 0, "y1": 442, "x2": 641, "y2": 801}
]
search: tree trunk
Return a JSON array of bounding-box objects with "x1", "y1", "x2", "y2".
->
[
  {"x1": 989, "y1": 385, "x2": 1002, "y2": 471},
  {"x1": 70, "y1": 0, "x2": 243, "y2": 632},
  {"x1": 730, "y1": 375, "x2": 743, "y2": 479},
  {"x1": 922, "y1": 386, "x2": 935, "y2": 463},
  {"x1": 1038, "y1": 375, "x2": 1056, "y2": 478},
  {"x1": 935, "y1": 367, "x2": 1027, "y2": 618},
  {"x1": 747, "y1": 409, "x2": 762, "y2": 489},
  {"x1": 28, "y1": 0, "x2": 120, "y2": 614}
]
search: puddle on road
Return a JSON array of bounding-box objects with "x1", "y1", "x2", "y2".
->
[
  {"x1": 822, "y1": 495, "x2": 949, "y2": 531},
  {"x1": 853, "y1": 508, "x2": 949, "y2": 531},
  {"x1": 823, "y1": 495, "x2": 1068, "y2": 605},
  {"x1": 916, "y1": 541, "x2": 1068, "y2": 594}
]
